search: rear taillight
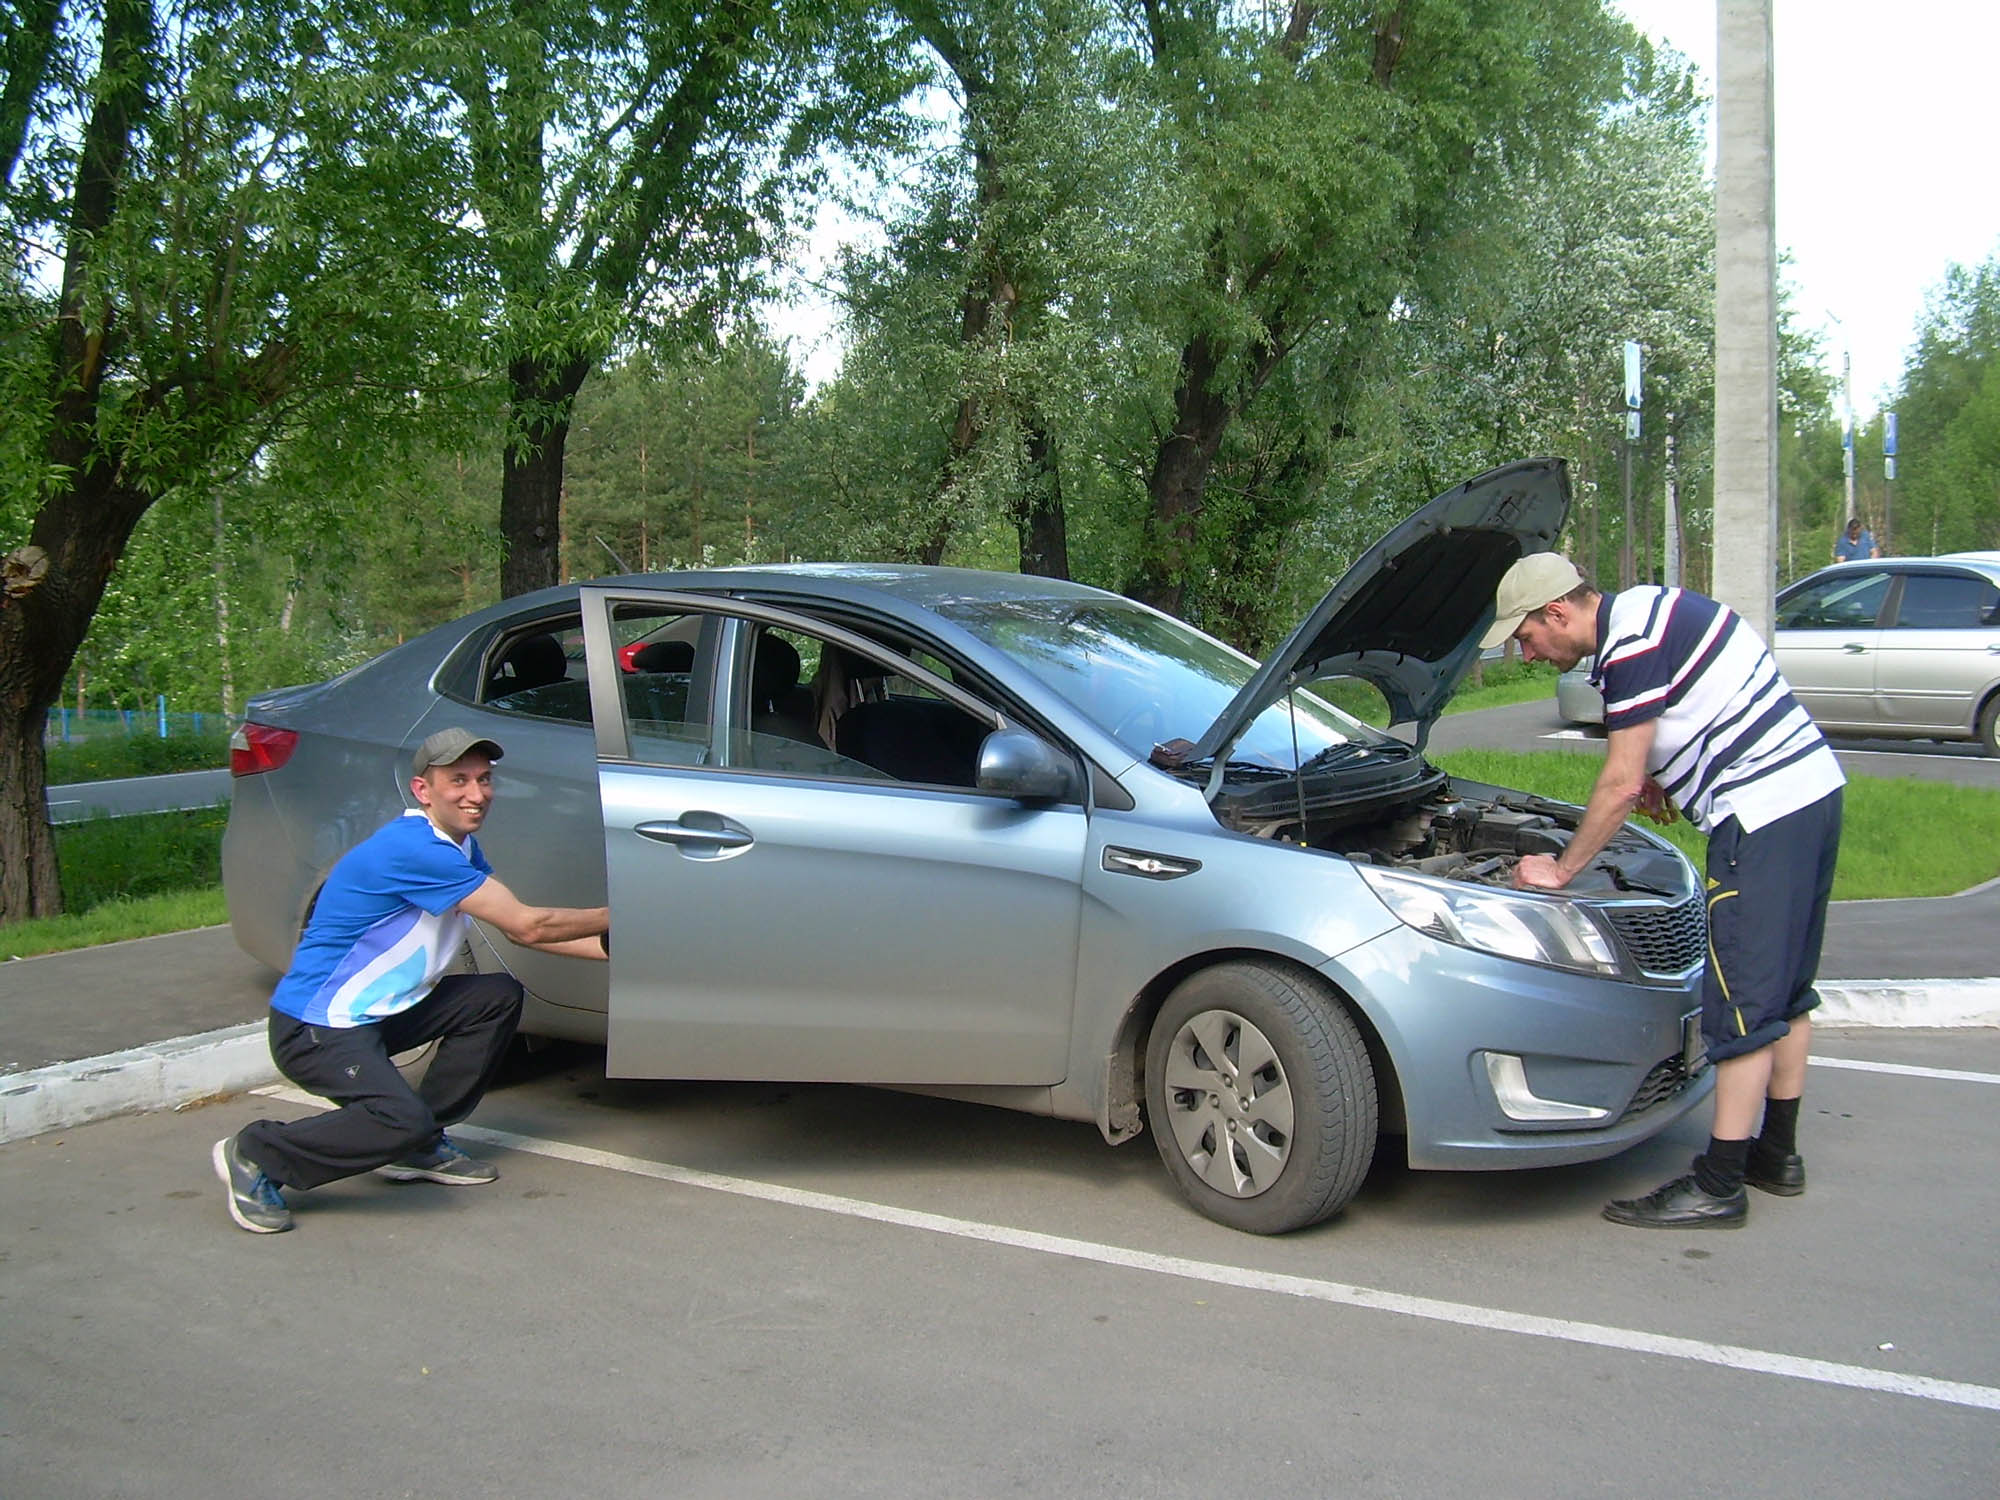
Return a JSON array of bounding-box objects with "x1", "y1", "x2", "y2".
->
[{"x1": 230, "y1": 722, "x2": 300, "y2": 777}]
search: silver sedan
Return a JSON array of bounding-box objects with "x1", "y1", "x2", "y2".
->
[
  {"x1": 225, "y1": 460, "x2": 1712, "y2": 1233},
  {"x1": 1555, "y1": 554, "x2": 2000, "y2": 753}
]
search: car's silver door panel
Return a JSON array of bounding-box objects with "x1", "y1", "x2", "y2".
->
[
  {"x1": 1775, "y1": 629, "x2": 1879, "y2": 729},
  {"x1": 581, "y1": 586, "x2": 1087, "y2": 1085},
  {"x1": 1872, "y1": 572, "x2": 2000, "y2": 731},
  {"x1": 1772, "y1": 568, "x2": 1893, "y2": 730}
]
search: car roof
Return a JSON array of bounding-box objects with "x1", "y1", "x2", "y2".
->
[
  {"x1": 1788, "y1": 553, "x2": 2000, "y2": 588},
  {"x1": 596, "y1": 562, "x2": 1121, "y2": 611}
]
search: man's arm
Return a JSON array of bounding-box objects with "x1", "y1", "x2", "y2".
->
[
  {"x1": 458, "y1": 876, "x2": 609, "y2": 951},
  {"x1": 1512, "y1": 719, "x2": 1659, "y2": 891}
]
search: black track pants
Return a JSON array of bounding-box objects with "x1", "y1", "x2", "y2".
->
[{"x1": 238, "y1": 972, "x2": 523, "y2": 1190}]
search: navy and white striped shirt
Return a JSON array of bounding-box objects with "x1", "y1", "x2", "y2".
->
[{"x1": 1590, "y1": 587, "x2": 1844, "y2": 833}]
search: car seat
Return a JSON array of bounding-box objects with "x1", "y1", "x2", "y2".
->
[{"x1": 751, "y1": 636, "x2": 823, "y2": 747}]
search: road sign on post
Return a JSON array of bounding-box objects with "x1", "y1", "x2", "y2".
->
[
  {"x1": 1884, "y1": 411, "x2": 1898, "y2": 551},
  {"x1": 1621, "y1": 341, "x2": 1642, "y2": 586}
]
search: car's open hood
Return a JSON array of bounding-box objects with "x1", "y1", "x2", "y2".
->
[{"x1": 1189, "y1": 458, "x2": 1571, "y2": 765}]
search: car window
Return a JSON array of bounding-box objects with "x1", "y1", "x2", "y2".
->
[
  {"x1": 935, "y1": 596, "x2": 1377, "y2": 765},
  {"x1": 723, "y1": 622, "x2": 991, "y2": 787},
  {"x1": 610, "y1": 606, "x2": 712, "y2": 763},
  {"x1": 1775, "y1": 571, "x2": 1891, "y2": 630},
  {"x1": 1891, "y1": 572, "x2": 2000, "y2": 629},
  {"x1": 481, "y1": 620, "x2": 593, "y2": 723}
]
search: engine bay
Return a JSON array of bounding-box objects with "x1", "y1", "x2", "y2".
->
[{"x1": 1223, "y1": 774, "x2": 1695, "y2": 901}]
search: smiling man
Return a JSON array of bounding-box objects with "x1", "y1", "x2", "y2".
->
[
  {"x1": 212, "y1": 727, "x2": 609, "y2": 1234},
  {"x1": 1483, "y1": 554, "x2": 1846, "y2": 1230}
]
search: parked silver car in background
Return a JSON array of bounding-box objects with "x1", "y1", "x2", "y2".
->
[
  {"x1": 225, "y1": 459, "x2": 1713, "y2": 1234},
  {"x1": 1554, "y1": 553, "x2": 2000, "y2": 754}
]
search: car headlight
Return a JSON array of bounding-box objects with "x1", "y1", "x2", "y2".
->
[{"x1": 1356, "y1": 865, "x2": 1622, "y2": 977}]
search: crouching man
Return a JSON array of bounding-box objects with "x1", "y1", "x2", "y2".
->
[{"x1": 213, "y1": 727, "x2": 609, "y2": 1234}]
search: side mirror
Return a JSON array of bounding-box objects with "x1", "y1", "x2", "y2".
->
[{"x1": 977, "y1": 726, "x2": 1081, "y2": 804}]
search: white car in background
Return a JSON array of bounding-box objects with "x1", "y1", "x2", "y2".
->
[{"x1": 1552, "y1": 554, "x2": 2000, "y2": 755}]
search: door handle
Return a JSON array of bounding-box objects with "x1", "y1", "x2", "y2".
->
[
  {"x1": 1842, "y1": 642, "x2": 1868, "y2": 654},
  {"x1": 634, "y1": 819, "x2": 753, "y2": 849}
]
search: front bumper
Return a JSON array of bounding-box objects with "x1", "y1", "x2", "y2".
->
[{"x1": 1325, "y1": 924, "x2": 1712, "y2": 1170}]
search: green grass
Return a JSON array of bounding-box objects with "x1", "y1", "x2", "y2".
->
[
  {"x1": 1, "y1": 805, "x2": 229, "y2": 957},
  {"x1": 1431, "y1": 748, "x2": 2000, "y2": 901},
  {"x1": 55, "y1": 804, "x2": 229, "y2": 910},
  {"x1": 1, "y1": 888, "x2": 229, "y2": 960},
  {"x1": 44, "y1": 730, "x2": 230, "y2": 782}
]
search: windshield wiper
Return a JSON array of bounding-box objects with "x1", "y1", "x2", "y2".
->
[{"x1": 1300, "y1": 739, "x2": 1408, "y2": 772}]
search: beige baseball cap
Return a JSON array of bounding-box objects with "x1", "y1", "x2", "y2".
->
[
  {"x1": 1480, "y1": 553, "x2": 1584, "y2": 649},
  {"x1": 412, "y1": 726, "x2": 504, "y2": 776}
]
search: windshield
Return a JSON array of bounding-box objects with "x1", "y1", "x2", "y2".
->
[{"x1": 936, "y1": 597, "x2": 1384, "y2": 764}]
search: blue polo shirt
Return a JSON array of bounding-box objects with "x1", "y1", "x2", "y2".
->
[{"x1": 269, "y1": 812, "x2": 493, "y2": 1028}]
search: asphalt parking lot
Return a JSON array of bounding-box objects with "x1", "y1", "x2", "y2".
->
[{"x1": 4, "y1": 1028, "x2": 1995, "y2": 1498}]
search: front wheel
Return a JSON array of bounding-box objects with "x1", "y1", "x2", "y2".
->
[
  {"x1": 1978, "y1": 695, "x2": 1999, "y2": 757},
  {"x1": 1144, "y1": 960, "x2": 1378, "y2": 1234}
]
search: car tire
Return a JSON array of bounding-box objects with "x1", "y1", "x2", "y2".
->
[
  {"x1": 1144, "y1": 960, "x2": 1377, "y2": 1234},
  {"x1": 1979, "y1": 695, "x2": 2000, "y2": 758}
]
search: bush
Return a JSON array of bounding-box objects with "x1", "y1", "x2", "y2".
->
[
  {"x1": 44, "y1": 730, "x2": 230, "y2": 782},
  {"x1": 55, "y1": 805, "x2": 228, "y2": 913}
]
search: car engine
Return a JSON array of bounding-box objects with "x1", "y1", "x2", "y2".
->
[{"x1": 1225, "y1": 777, "x2": 1694, "y2": 901}]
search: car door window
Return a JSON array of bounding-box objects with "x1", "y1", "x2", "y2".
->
[
  {"x1": 610, "y1": 606, "x2": 712, "y2": 764},
  {"x1": 1891, "y1": 572, "x2": 1999, "y2": 629},
  {"x1": 1776, "y1": 571, "x2": 1891, "y2": 629},
  {"x1": 481, "y1": 621, "x2": 594, "y2": 723},
  {"x1": 727, "y1": 623, "x2": 995, "y2": 787}
]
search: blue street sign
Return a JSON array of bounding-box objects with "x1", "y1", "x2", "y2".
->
[{"x1": 1884, "y1": 412, "x2": 1898, "y2": 456}]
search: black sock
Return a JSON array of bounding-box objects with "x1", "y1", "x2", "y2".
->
[
  {"x1": 1757, "y1": 1096, "x2": 1801, "y2": 1159},
  {"x1": 1694, "y1": 1136, "x2": 1750, "y2": 1197}
]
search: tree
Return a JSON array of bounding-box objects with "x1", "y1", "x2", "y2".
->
[
  {"x1": 564, "y1": 324, "x2": 809, "y2": 571},
  {"x1": 1120, "y1": 1, "x2": 1641, "y2": 621},
  {"x1": 1893, "y1": 255, "x2": 2000, "y2": 556},
  {"x1": 1, "y1": 0, "x2": 471, "y2": 921},
  {"x1": 402, "y1": 0, "x2": 917, "y2": 598}
]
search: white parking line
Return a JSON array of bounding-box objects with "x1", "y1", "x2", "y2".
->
[
  {"x1": 1811, "y1": 1056, "x2": 2000, "y2": 1085},
  {"x1": 458, "y1": 1121, "x2": 2000, "y2": 1413},
  {"x1": 259, "y1": 1083, "x2": 2000, "y2": 1412}
]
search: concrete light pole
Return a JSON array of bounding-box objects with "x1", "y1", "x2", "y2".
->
[{"x1": 1712, "y1": 0, "x2": 1780, "y2": 639}]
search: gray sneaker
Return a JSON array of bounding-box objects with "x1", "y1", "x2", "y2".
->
[
  {"x1": 376, "y1": 1132, "x2": 498, "y2": 1185},
  {"x1": 212, "y1": 1135, "x2": 293, "y2": 1234}
]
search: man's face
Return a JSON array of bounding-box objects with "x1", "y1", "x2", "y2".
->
[
  {"x1": 412, "y1": 753, "x2": 495, "y2": 840},
  {"x1": 1512, "y1": 599, "x2": 1592, "y2": 671}
]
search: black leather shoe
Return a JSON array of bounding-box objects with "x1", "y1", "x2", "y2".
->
[
  {"x1": 1745, "y1": 1150, "x2": 1805, "y2": 1196},
  {"x1": 1602, "y1": 1173, "x2": 1747, "y2": 1229}
]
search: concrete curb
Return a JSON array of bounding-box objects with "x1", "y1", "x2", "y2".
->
[
  {"x1": 4, "y1": 981, "x2": 1998, "y2": 1145},
  {"x1": 1817, "y1": 980, "x2": 2000, "y2": 1029},
  {"x1": 1, "y1": 1022, "x2": 276, "y2": 1144}
]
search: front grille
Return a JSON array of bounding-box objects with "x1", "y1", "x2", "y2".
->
[
  {"x1": 1606, "y1": 897, "x2": 1706, "y2": 976},
  {"x1": 1621, "y1": 1052, "x2": 1698, "y2": 1121}
]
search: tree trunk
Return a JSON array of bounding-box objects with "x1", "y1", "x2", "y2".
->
[
  {"x1": 0, "y1": 700, "x2": 61, "y2": 922},
  {"x1": 499, "y1": 354, "x2": 592, "y2": 598},
  {"x1": 1016, "y1": 425, "x2": 1069, "y2": 578},
  {"x1": 1131, "y1": 333, "x2": 1235, "y2": 616}
]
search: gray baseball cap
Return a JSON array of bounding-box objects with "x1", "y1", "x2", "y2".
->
[{"x1": 412, "y1": 727, "x2": 505, "y2": 776}]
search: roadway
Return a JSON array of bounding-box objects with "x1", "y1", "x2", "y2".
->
[{"x1": 3, "y1": 1031, "x2": 1995, "y2": 1497}]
